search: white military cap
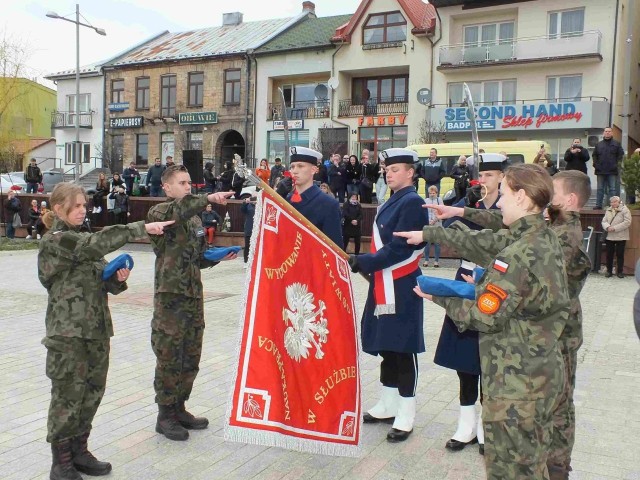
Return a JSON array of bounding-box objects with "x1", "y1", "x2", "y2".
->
[
  {"x1": 379, "y1": 148, "x2": 418, "y2": 165},
  {"x1": 478, "y1": 152, "x2": 508, "y2": 172},
  {"x1": 290, "y1": 146, "x2": 322, "y2": 165}
]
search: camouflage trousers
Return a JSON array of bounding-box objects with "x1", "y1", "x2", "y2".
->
[
  {"x1": 547, "y1": 349, "x2": 578, "y2": 477},
  {"x1": 483, "y1": 395, "x2": 558, "y2": 480},
  {"x1": 151, "y1": 293, "x2": 204, "y2": 405},
  {"x1": 42, "y1": 336, "x2": 110, "y2": 443}
]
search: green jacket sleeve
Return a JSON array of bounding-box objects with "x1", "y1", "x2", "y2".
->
[
  {"x1": 422, "y1": 223, "x2": 511, "y2": 267},
  {"x1": 105, "y1": 276, "x2": 128, "y2": 295},
  {"x1": 56, "y1": 221, "x2": 146, "y2": 264},
  {"x1": 463, "y1": 207, "x2": 504, "y2": 231}
]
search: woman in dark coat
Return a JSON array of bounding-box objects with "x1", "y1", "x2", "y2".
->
[
  {"x1": 219, "y1": 161, "x2": 234, "y2": 192},
  {"x1": 203, "y1": 162, "x2": 216, "y2": 193},
  {"x1": 342, "y1": 193, "x2": 362, "y2": 254},
  {"x1": 345, "y1": 155, "x2": 362, "y2": 198}
]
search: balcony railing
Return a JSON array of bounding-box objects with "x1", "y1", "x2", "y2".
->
[
  {"x1": 338, "y1": 98, "x2": 409, "y2": 117},
  {"x1": 51, "y1": 111, "x2": 93, "y2": 129},
  {"x1": 268, "y1": 100, "x2": 330, "y2": 121},
  {"x1": 438, "y1": 30, "x2": 602, "y2": 68}
]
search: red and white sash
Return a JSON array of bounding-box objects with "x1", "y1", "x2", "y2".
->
[{"x1": 371, "y1": 220, "x2": 422, "y2": 316}]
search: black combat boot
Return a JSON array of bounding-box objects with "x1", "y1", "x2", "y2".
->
[
  {"x1": 50, "y1": 440, "x2": 82, "y2": 480},
  {"x1": 156, "y1": 404, "x2": 189, "y2": 441},
  {"x1": 71, "y1": 431, "x2": 112, "y2": 476},
  {"x1": 176, "y1": 401, "x2": 209, "y2": 429}
]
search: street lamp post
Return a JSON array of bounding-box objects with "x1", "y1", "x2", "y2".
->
[{"x1": 46, "y1": 5, "x2": 106, "y2": 182}]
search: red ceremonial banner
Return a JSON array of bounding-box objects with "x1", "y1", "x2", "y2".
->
[{"x1": 225, "y1": 188, "x2": 361, "y2": 456}]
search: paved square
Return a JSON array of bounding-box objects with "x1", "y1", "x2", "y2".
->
[{"x1": 0, "y1": 246, "x2": 639, "y2": 479}]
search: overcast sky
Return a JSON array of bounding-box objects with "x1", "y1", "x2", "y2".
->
[{"x1": 4, "y1": 0, "x2": 361, "y2": 89}]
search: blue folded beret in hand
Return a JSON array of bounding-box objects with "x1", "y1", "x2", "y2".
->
[
  {"x1": 204, "y1": 246, "x2": 242, "y2": 262},
  {"x1": 102, "y1": 254, "x2": 134, "y2": 281},
  {"x1": 417, "y1": 275, "x2": 476, "y2": 299}
]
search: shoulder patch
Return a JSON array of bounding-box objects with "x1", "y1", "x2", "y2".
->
[
  {"x1": 477, "y1": 291, "x2": 502, "y2": 315},
  {"x1": 59, "y1": 232, "x2": 79, "y2": 251},
  {"x1": 486, "y1": 283, "x2": 508, "y2": 300},
  {"x1": 493, "y1": 258, "x2": 509, "y2": 273}
]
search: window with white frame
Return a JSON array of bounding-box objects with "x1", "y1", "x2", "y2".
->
[
  {"x1": 464, "y1": 21, "x2": 515, "y2": 46},
  {"x1": 447, "y1": 80, "x2": 517, "y2": 106},
  {"x1": 547, "y1": 75, "x2": 582, "y2": 101},
  {"x1": 548, "y1": 9, "x2": 584, "y2": 38},
  {"x1": 67, "y1": 93, "x2": 90, "y2": 112}
]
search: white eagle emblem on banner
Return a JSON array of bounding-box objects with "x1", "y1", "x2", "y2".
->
[{"x1": 282, "y1": 283, "x2": 329, "y2": 361}]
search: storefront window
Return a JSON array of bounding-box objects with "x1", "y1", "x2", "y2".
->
[
  {"x1": 359, "y1": 126, "x2": 407, "y2": 159},
  {"x1": 267, "y1": 130, "x2": 309, "y2": 162},
  {"x1": 161, "y1": 133, "x2": 174, "y2": 160},
  {"x1": 188, "y1": 132, "x2": 203, "y2": 150}
]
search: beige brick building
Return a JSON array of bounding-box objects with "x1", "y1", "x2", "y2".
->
[{"x1": 101, "y1": 7, "x2": 313, "y2": 175}]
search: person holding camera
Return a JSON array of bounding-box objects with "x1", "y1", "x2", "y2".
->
[
  {"x1": 563, "y1": 138, "x2": 590, "y2": 174},
  {"x1": 450, "y1": 155, "x2": 471, "y2": 202},
  {"x1": 534, "y1": 146, "x2": 558, "y2": 176}
]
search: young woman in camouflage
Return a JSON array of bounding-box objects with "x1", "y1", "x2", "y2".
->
[
  {"x1": 38, "y1": 183, "x2": 173, "y2": 480},
  {"x1": 396, "y1": 164, "x2": 571, "y2": 479},
  {"x1": 413, "y1": 170, "x2": 592, "y2": 480}
]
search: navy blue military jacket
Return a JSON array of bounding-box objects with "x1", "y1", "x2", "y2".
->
[
  {"x1": 287, "y1": 184, "x2": 343, "y2": 249},
  {"x1": 357, "y1": 186, "x2": 429, "y2": 354},
  {"x1": 434, "y1": 195, "x2": 500, "y2": 375}
]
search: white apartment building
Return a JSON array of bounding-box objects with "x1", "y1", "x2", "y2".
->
[
  {"x1": 428, "y1": 0, "x2": 640, "y2": 159},
  {"x1": 45, "y1": 66, "x2": 106, "y2": 176}
]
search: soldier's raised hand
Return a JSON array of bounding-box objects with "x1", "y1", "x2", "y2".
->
[
  {"x1": 145, "y1": 220, "x2": 175, "y2": 235},
  {"x1": 393, "y1": 231, "x2": 423, "y2": 245},
  {"x1": 424, "y1": 204, "x2": 463, "y2": 220},
  {"x1": 208, "y1": 191, "x2": 235, "y2": 205}
]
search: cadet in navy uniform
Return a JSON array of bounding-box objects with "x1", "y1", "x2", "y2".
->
[
  {"x1": 434, "y1": 153, "x2": 507, "y2": 454},
  {"x1": 286, "y1": 147, "x2": 343, "y2": 248},
  {"x1": 348, "y1": 148, "x2": 429, "y2": 442}
]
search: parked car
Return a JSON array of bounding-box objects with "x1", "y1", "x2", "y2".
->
[
  {"x1": 2, "y1": 172, "x2": 27, "y2": 192},
  {"x1": 41, "y1": 170, "x2": 65, "y2": 193},
  {"x1": 2, "y1": 170, "x2": 64, "y2": 194},
  {"x1": 0, "y1": 176, "x2": 22, "y2": 193}
]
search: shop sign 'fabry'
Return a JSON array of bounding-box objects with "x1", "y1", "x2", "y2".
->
[{"x1": 429, "y1": 100, "x2": 610, "y2": 132}]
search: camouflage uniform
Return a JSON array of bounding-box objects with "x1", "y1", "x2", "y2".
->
[
  {"x1": 444, "y1": 208, "x2": 590, "y2": 478},
  {"x1": 427, "y1": 214, "x2": 570, "y2": 479},
  {"x1": 147, "y1": 195, "x2": 218, "y2": 406},
  {"x1": 38, "y1": 218, "x2": 146, "y2": 443}
]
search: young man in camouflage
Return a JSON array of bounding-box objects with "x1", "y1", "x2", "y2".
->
[
  {"x1": 38, "y1": 183, "x2": 172, "y2": 480},
  {"x1": 412, "y1": 169, "x2": 592, "y2": 479},
  {"x1": 147, "y1": 165, "x2": 235, "y2": 441}
]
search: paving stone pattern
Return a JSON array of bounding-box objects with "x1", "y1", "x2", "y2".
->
[{"x1": 0, "y1": 246, "x2": 638, "y2": 479}]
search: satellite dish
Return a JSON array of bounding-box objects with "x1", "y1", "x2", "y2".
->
[
  {"x1": 327, "y1": 77, "x2": 339, "y2": 90},
  {"x1": 314, "y1": 84, "x2": 328, "y2": 100}
]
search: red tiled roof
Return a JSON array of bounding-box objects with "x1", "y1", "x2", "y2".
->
[
  {"x1": 11, "y1": 138, "x2": 55, "y2": 155},
  {"x1": 332, "y1": 0, "x2": 436, "y2": 42}
]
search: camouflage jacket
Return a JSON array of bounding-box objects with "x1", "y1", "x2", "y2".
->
[
  {"x1": 430, "y1": 214, "x2": 570, "y2": 400},
  {"x1": 147, "y1": 195, "x2": 218, "y2": 298},
  {"x1": 38, "y1": 218, "x2": 146, "y2": 339},
  {"x1": 427, "y1": 208, "x2": 590, "y2": 351}
]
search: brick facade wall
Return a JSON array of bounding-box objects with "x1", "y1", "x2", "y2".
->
[{"x1": 104, "y1": 56, "x2": 255, "y2": 173}]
